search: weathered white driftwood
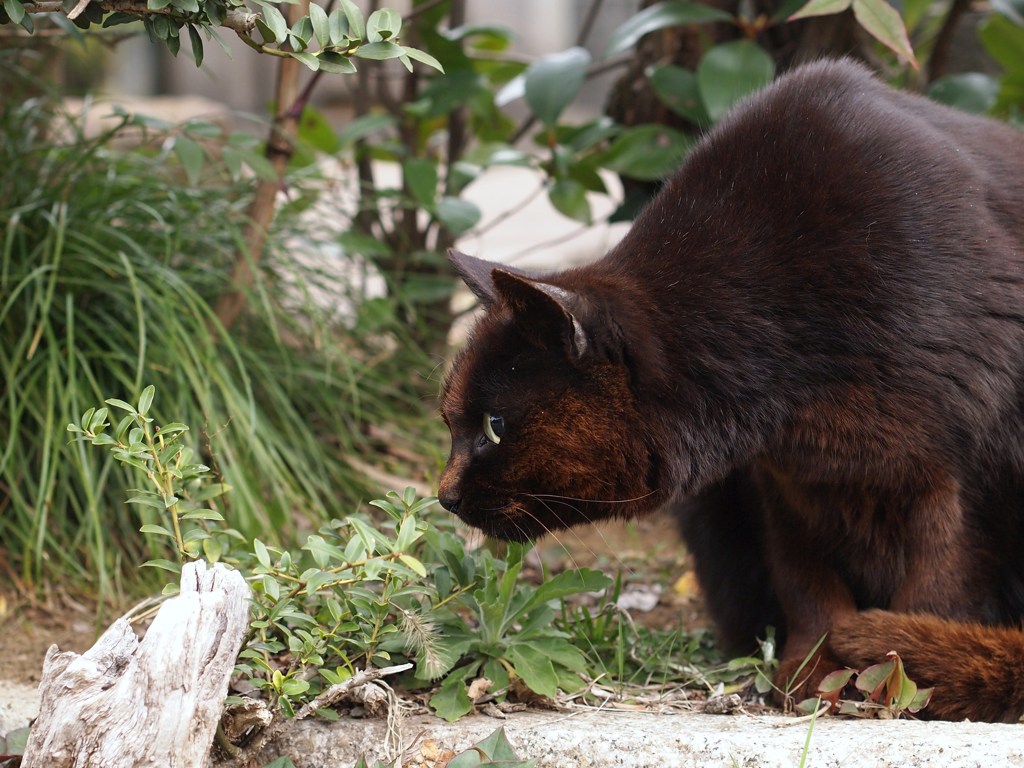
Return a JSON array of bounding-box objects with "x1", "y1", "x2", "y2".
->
[{"x1": 22, "y1": 561, "x2": 250, "y2": 768}]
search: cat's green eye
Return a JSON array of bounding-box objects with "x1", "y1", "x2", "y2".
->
[{"x1": 483, "y1": 413, "x2": 504, "y2": 445}]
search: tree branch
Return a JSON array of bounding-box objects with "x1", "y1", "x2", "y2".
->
[{"x1": 20, "y1": 0, "x2": 259, "y2": 34}]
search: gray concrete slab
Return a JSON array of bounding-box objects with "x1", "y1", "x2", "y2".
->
[{"x1": 261, "y1": 708, "x2": 1024, "y2": 767}]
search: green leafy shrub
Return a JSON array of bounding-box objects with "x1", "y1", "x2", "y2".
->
[
  {"x1": 66, "y1": 386, "x2": 616, "y2": 724},
  {"x1": 0, "y1": 84, "x2": 436, "y2": 597}
]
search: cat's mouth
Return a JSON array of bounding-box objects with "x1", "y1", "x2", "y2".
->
[{"x1": 454, "y1": 498, "x2": 556, "y2": 543}]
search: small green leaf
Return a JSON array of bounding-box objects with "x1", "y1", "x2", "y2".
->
[
  {"x1": 327, "y1": 7, "x2": 347, "y2": 44},
  {"x1": 400, "y1": 45, "x2": 444, "y2": 73},
  {"x1": 3, "y1": 0, "x2": 25, "y2": 24},
  {"x1": 605, "y1": 1, "x2": 734, "y2": 56},
  {"x1": 291, "y1": 51, "x2": 321, "y2": 71},
  {"x1": 126, "y1": 494, "x2": 164, "y2": 509},
  {"x1": 524, "y1": 46, "x2": 591, "y2": 127},
  {"x1": 697, "y1": 41, "x2": 775, "y2": 123},
  {"x1": 261, "y1": 4, "x2": 288, "y2": 43},
  {"x1": 105, "y1": 398, "x2": 138, "y2": 414},
  {"x1": 202, "y1": 537, "x2": 223, "y2": 562},
  {"x1": 430, "y1": 675, "x2": 474, "y2": 721},
  {"x1": 137, "y1": 385, "x2": 155, "y2": 417},
  {"x1": 180, "y1": 509, "x2": 225, "y2": 521},
  {"x1": 855, "y1": 659, "x2": 896, "y2": 699},
  {"x1": 254, "y1": 538, "x2": 271, "y2": 568},
  {"x1": 140, "y1": 524, "x2": 174, "y2": 537},
  {"x1": 339, "y1": 0, "x2": 364, "y2": 39},
  {"x1": 354, "y1": 40, "x2": 404, "y2": 60},
  {"x1": 365, "y1": 7, "x2": 400, "y2": 41},
  {"x1": 851, "y1": 0, "x2": 918, "y2": 69},
  {"x1": 147, "y1": 0, "x2": 171, "y2": 9},
  {"x1": 817, "y1": 667, "x2": 855, "y2": 694},
  {"x1": 435, "y1": 197, "x2": 481, "y2": 236},
  {"x1": 398, "y1": 554, "x2": 427, "y2": 577},
  {"x1": 308, "y1": 2, "x2": 329, "y2": 47},
  {"x1": 787, "y1": 0, "x2": 852, "y2": 20},
  {"x1": 142, "y1": 559, "x2": 182, "y2": 572}
]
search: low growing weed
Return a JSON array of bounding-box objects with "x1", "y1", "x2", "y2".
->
[{"x1": 66, "y1": 386, "x2": 613, "y2": 726}]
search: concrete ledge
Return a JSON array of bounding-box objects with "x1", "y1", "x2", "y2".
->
[{"x1": 263, "y1": 709, "x2": 1024, "y2": 768}]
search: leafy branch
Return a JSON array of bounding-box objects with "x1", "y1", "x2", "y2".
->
[{"x1": 4, "y1": 0, "x2": 442, "y2": 75}]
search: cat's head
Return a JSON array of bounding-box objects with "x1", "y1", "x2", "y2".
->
[{"x1": 437, "y1": 250, "x2": 662, "y2": 542}]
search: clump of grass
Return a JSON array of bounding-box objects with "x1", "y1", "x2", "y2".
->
[{"x1": 0, "y1": 64, "x2": 440, "y2": 602}]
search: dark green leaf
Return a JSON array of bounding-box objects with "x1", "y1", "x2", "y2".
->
[
  {"x1": 429, "y1": 675, "x2": 474, "y2": 721},
  {"x1": 605, "y1": 1, "x2": 734, "y2": 56},
  {"x1": 187, "y1": 24, "x2": 204, "y2": 67},
  {"x1": 548, "y1": 179, "x2": 591, "y2": 224},
  {"x1": 147, "y1": 0, "x2": 171, "y2": 9},
  {"x1": 316, "y1": 51, "x2": 355, "y2": 74},
  {"x1": 507, "y1": 644, "x2": 558, "y2": 697},
  {"x1": 600, "y1": 124, "x2": 692, "y2": 180},
  {"x1": 170, "y1": 0, "x2": 199, "y2": 12},
  {"x1": 928, "y1": 73, "x2": 999, "y2": 114},
  {"x1": 649, "y1": 64, "x2": 710, "y2": 125},
  {"x1": 524, "y1": 46, "x2": 591, "y2": 127},
  {"x1": 697, "y1": 40, "x2": 775, "y2": 122},
  {"x1": 403, "y1": 157, "x2": 438, "y2": 207}
]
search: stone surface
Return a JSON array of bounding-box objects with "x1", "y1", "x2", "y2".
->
[{"x1": 258, "y1": 709, "x2": 1024, "y2": 768}]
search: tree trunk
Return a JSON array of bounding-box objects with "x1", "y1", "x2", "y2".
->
[{"x1": 22, "y1": 561, "x2": 250, "y2": 768}]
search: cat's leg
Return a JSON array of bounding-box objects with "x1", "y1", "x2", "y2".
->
[
  {"x1": 886, "y1": 472, "x2": 974, "y2": 616},
  {"x1": 673, "y1": 470, "x2": 785, "y2": 655},
  {"x1": 752, "y1": 468, "x2": 858, "y2": 705}
]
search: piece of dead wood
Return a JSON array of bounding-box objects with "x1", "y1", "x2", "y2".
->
[{"x1": 21, "y1": 561, "x2": 250, "y2": 768}]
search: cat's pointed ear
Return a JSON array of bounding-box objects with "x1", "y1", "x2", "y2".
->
[
  {"x1": 491, "y1": 269, "x2": 588, "y2": 359},
  {"x1": 448, "y1": 249, "x2": 506, "y2": 307}
]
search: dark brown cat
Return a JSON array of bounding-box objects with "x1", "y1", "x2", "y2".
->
[{"x1": 437, "y1": 59, "x2": 1024, "y2": 722}]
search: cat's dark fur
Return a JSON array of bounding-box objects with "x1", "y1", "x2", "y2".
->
[{"x1": 438, "y1": 59, "x2": 1024, "y2": 722}]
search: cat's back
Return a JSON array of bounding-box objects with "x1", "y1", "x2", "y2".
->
[{"x1": 618, "y1": 58, "x2": 1024, "y2": 291}]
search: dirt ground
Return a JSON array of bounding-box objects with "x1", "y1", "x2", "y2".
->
[{"x1": 0, "y1": 509, "x2": 707, "y2": 688}]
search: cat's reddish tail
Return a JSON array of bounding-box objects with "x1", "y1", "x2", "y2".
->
[{"x1": 829, "y1": 610, "x2": 1024, "y2": 722}]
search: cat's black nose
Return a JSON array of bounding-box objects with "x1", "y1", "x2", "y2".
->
[{"x1": 438, "y1": 491, "x2": 461, "y2": 516}]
